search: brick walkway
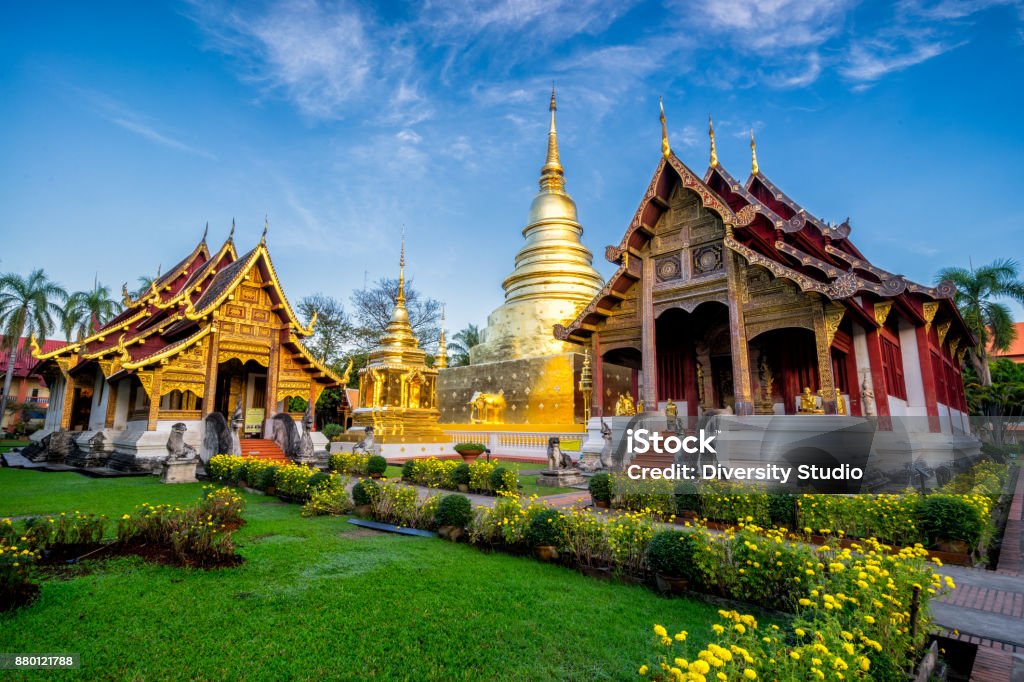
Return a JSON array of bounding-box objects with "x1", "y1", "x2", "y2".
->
[{"x1": 933, "y1": 466, "x2": 1024, "y2": 681}]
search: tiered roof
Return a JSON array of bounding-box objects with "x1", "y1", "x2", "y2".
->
[
  {"x1": 556, "y1": 130, "x2": 973, "y2": 346},
  {"x1": 32, "y1": 227, "x2": 344, "y2": 389}
]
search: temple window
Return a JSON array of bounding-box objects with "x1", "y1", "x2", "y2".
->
[{"x1": 880, "y1": 336, "x2": 907, "y2": 400}]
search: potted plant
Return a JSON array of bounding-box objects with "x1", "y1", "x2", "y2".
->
[
  {"x1": 453, "y1": 462, "x2": 471, "y2": 492},
  {"x1": 673, "y1": 481, "x2": 700, "y2": 520},
  {"x1": 401, "y1": 459, "x2": 417, "y2": 481},
  {"x1": 434, "y1": 493, "x2": 473, "y2": 541},
  {"x1": 454, "y1": 442, "x2": 486, "y2": 463},
  {"x1": 367, "y1": 455, "x2": 388, "y2": 480},
  {"x1": 645, "y1": 530, "x2": 697, "y2": 595},
  {"x1": 351, "y1": 479, "x2": 377, "y2": 517},
  {"x1": 588, "y1": 472, "x2": 612, "y2": 509},
  {"x1": 525, "y1": 508, "x2": 565, "y2": 562}
]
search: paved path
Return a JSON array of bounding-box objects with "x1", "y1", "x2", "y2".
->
[{"x1": 930, "y1": 467, "x2": 1024, "y2": 681}]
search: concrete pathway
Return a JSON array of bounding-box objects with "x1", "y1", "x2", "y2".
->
[{"x1": 930, "y1": 467, "x2": 1024, "y2": 681}]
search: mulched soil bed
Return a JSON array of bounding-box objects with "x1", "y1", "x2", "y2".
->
[
  {"x1": 37, "y1": 541, "x2": 244, "y2": 570},
  {"x1": 1, "y1": 583, "x2": 40, "y2": 612}
]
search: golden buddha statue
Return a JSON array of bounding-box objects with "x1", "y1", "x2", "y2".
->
[
  {"x1": 615, "y1": 393, "x2": 636, "y2": 416},
  {"x1": 798, "y1": 387, "x2": 823, "y2": 414},
  {"x1": 665, "y1": 399, "x2": 677, "y2": 419}
]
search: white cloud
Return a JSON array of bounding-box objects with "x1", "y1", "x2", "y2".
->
[
  {"x1": 74, "y1": 86, "x2": 215, "y2": 159},
  {"x1": 840, "y1": 37, "x2": 961, "y2": 82},
  {"x1": 186, "y1": 0, "x2": 375, "y2": 120}
]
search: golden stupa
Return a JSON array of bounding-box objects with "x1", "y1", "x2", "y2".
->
[
  {"x1": 350, "y1": 239, "x2": 448, "y2": 447},
  {"x1": 470, "y1": 87, "x2": 604, "y2": 363},
  {"x1": 437, "y1": 89, "x2": 630, "y2": 427}
]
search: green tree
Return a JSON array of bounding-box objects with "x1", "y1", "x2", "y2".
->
[
  {"x1": 447, "y1": 323, "x2": 481, "y2": 367},
  {"x1": 297, "y1": 293, "x2": 353, "y2": 364},
  {"x1": 63, "y1": 279, "x2": 123, "y2": 342},
  {"x1": 0, "y1": 269, "x2": 67, "y2": 425},
  {"x1": 936, "y1": 258, "x2": 1024, "y2": 386}
]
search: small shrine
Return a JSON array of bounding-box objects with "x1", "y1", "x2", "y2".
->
[{"x1": 347, "y1": 240, "x2": 451, "y2": 459}]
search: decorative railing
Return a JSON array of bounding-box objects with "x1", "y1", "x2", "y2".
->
[{"x1": 445, "y1": 430, "x2": 584, "y2": 458}]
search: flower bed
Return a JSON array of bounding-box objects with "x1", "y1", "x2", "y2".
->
[
  {"x1": 612, "y1": 461, "x2": 1011, "y2": 555},
  {"x1": 1, "y1": 487, "x2": 248, "y2": 610},
  {"x1": 401, "y1": 456, "x2": 519, "y2": 495}
]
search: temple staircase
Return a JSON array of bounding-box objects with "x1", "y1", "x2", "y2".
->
[{"x1": 239, "y1": 439, "x2": 289, "y2": 464}]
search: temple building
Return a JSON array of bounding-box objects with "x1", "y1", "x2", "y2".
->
[
  {"x1": 29, "y1": 225, "x2": 348, "y2": 471},
  {"x1": 438, "y1": 89, "x2": 631, "y2": 426},
  {"x1": 348, "y1": 241, "x2": 451, "y2": 458},
  {"x1": 556, "y1": 113, "x2": 976, "y2": 438},
  {"x1": 0, "y1": 337, "x2": 65, "y2": 432}
]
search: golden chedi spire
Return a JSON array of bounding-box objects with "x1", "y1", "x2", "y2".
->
[
  {"x1": 470, "y1": 88, "x2": 605, "y2": 363},
  {"x1": 381, "y1": 230, "x2": 417, "y2": 349},
  {"x1": 660, "y1": 97, "x2": 671, "y2": 159},
  {"x1": 435, "y1": 303, "x2": 448, "y2": 369},
  {"x1": 709, "y1": 114, "x2": 718, "y2": 168},
  {"x1": 750, "y1": 129, "x2": 760, "y2": 175}
]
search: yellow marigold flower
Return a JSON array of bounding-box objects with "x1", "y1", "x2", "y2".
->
[
  {"x1": 790, "y1": 652, "x2": 800, "y2": 660},
  {"x1": 734, "y1": 624, "x2": 746, "y2": 635},
  {"x1": 712, "y1": 624, "x2": 724, "y2": 635},
  {"x1": 859, "y1": 657, "x2": 871, "y2": 671},
  {"x1": 654, "y1": 625, "x2": 668, "y2": 637},
  {"x1": 675, "y1": 631, "x2": 688, "y2": 642},
  {"x1": 795, "y1": 628, "x2": 806, "y2": 637},
  {"x1": 639, "y1": 664, "x2": 648, "y2": 676},
  {"x1": 690, "y1": 660, "x2": 710, "y2": 675}
]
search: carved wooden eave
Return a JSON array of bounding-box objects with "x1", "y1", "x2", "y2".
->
[
  {"x1": 283, "y1": 333, "x2": 350, "y2": 386},
  {"x1": 704, "y1": 164, "x2": 787, "y2": 229}
]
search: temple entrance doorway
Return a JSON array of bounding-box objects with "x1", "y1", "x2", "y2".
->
[
  {"x1": 213, "y1": 358, "x2": 270, "y2": 440},
  {"x1": 750, "y1": 328, "x2": 819, "y2": 415},
  {"x1": 656, "y1": 302, "x2": 732, "y2": 414},
  {"x1": 602, "y1": 347, "x2": 641, "y2": 414}
]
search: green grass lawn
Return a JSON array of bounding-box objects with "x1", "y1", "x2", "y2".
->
[
  {"x1": 0, "y1": 439, "x2": 29, "y2": 454},
  {"x1": 0, "y1": 468, "x2": 720, "y2": 680}
]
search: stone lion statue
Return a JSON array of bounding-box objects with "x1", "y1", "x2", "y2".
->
[
  {"x1": 166, "y1": 423, "x2": 198, "y2": 462},
  {"x1": 546, "y1": 436, "x2": 573, "y2": 470},
  {"x1": 353, "y1": 426, "x2": 375, "y2": 454}
]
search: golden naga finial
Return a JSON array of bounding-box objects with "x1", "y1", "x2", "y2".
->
[
  {"x1": 261, "y1": 215, "x2": 268, "y2": 245},
  {"x1": 122, "y1": 282, "x2": 132, "y2": 306},
  {"x1": 300, "y1": 310, "x2": 318, "y2": 336},
  {"x1": 708, "y1": 114, "x2": 718, "y2": 168},
  {"x1": 660, "y1": 97, "x2": 671, "y2": 159},
  {"x1": 29, "y1": 334, "x2": 42, "y2": 359},
  {"x1": 229, "y1": 218, "x2": 235, "y2": 241},
  {"x1": 201, "y1": 221, "x2": 208, "y2": 243},
  {"x1": 116, "y1": 333, "x2": 130, "y2": 363},
  {"x1": 339, "y1": 357, "x2": 354, "y2": 385},
  {"x1": 750, "y1": 129, "x2": 760, "y2": 175}
]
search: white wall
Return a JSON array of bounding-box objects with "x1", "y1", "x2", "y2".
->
[{"x1": 898, "y1": 320, "x2": 926, "y2": 415}]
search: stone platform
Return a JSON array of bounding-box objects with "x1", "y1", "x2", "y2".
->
[{"x1": 537, "y1": 468, "x2": 586, "y2": 487}]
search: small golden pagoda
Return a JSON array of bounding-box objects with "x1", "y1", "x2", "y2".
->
[{"x1": 350, "y1": 240, "x2": 448, "y2": 449}]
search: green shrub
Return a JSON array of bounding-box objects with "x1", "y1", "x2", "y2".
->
[
  {"x1": 588, "y1": 472, "x2": 612, "y2": 503},
  {"x1": 307, "y1": 472, "x2": 332, "y2": 491},
  {"x1": 367, "y1": 455, "x2": 388, "y2": 476},
  {"x1": 206, "y1": 454, "x2": 243, "y2": 482},
  {"x1": 401, "y1": 459, "x2": 417, "y2": 480},
  {"x1": 435, "y1": 494, "x2": 473, "y2": 528},
  {"x1": 673, "y1": 481, "x2": 699, "y2": 514},
  {"x1": 328, "y1": 451, "x2": 370, "y2": 476},
  {"x1": 454, "y1": 442, "x2": 486, "y2": 454},
  {"x1": 524, "y1": 508, "x2": 566, "y2": 548},
  {"x1": 301, "y1": 479, "x2": 352, "y2": 517},
  {"x1": 352, "y1": 479, "x2": 378, "y2": 506},
  {"x1": 321, "y1": 423, "x2": 344, "y2": 441},
  {"x1": 645, "y1": 530, "x2": 698, "y2": 580},
  {"x1": 452, "y1": 462, "x2": 471, "y2": 486},
  {"x1": 768, "y1": 493, "x2": 797, "y2": 528},
  {"x1": 254, "y1": 464, "x2": 279, "y2": 491},
  {"x1": 274, "y1": 463, "x2": 319, "y2": 500},
  {"x1": 488, "y1": 466, "x2": 519, "y2": 494},
  {"x1": 918, "y1": 494, "x2": 985, "y2": 549},
  {"x1": 469, "y1": 459, "x2": 499, "y2": 492}
]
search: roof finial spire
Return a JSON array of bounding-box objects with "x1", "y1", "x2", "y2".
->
[
  {"x1": 261, "y1": 215, "x2": 268, "y2": 245},
  {"x1": 539, "y1": 84, "x2": 565, "y2": 192},
  {"x1": 202, "y1": 221, "x2": 209, "y2": 243},
  {"x1": 660, "y1": 97, "x2": 671, "y2": 159},
  {"x1": 397, "y1": 226, "x2": 406, "y2": 305},
  {"x1": 750, "y1": 129, "x2": 760, "y2": 175},
  {"x1": 708, "y1": 114, "x2": 718, "y2": 168},
  {"x1": 229, "y1": 218, "x2": 235, "y2": 240}
]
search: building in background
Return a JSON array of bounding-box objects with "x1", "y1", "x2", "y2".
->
[
  {"x1": 1, "y1": 337, "x2": 65, "y2": 433},
  {"x1": 991, "y1": 322, "x2": 1024, "y2": 364}
]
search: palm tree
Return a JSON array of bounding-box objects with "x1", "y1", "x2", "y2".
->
[
  {"x1": 63, "y1": 279, "x2": 123, "y2": 342},
  {"x1": 936, "y1": 258, "x2": 1024, "y2": 386},
  {"x1": 447, "y1": 324, "x2": 481, "y2": 367},
  {"x1": 134, "y1": 275, "x2": 154, "y2": 298},
  {"x1": 0, "y1": 269, "x2": 67, "y2": 425}
]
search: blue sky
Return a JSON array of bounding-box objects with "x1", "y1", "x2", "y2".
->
[{"x1": 3, "y1": 0, "x2": 1023, "y2": 338}]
